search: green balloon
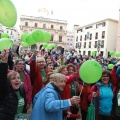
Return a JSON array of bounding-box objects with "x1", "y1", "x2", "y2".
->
[
  {"x1": 109, "y1": 51, "x2": 114, "y2": 56},
  {"x1": 1, "y1": 33, "x2": 9, "y2": 38},
  {"x1": 26, "y1": 34, "x2": 37, "y2": 45},
  {"x1": 43, "y1": 31, "x2": 51, "y2": 42},
  {"x1": 80, "y1": 60, "x2": 102, "y2": 84},
  {"x1": 46, "y1": 44, "x2": 53, "y2": 50},
  {"x1": 91, "y1": 51, "x2": 96, "y2": 56},
  {"x1": 32, "y1": 29, "x2": 44, "y2": 42},
  {"x1": 0, "y1": 0, "x2": 17, "y2": 27},
  {"x1": 115, "y1": 52, "x2": 120, "y2": 58},
  {"x1": 21, "y1": 42, "x2": 29, "y2": 47},
  {"x1": 43, "y1": 43, "x2": 48, "y2": 48},
  {"x1": 108, "y1": 64, "x2": 114, "y2": 70},
  {"x1": 51, "y1": 44, "x2": 57, "y2": 48},
  {"x1": 0, "y1": 38, "x2": 13, "y2": 51},
  {"x1": 21, "y1": 32, "x2": 29, "y2": 43}
]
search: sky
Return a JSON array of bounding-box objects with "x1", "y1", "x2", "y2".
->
[{"x1": 11, "y1": 0, "x2": 120, "y2": 30}]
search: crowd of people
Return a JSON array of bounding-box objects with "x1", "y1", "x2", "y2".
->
[{"x1": 0, "y1": 45, "x2": 120, "y2": 120}]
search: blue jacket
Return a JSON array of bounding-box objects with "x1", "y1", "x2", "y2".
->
[{"x1": 30, "y1": 83, "x2": 70, "y2": 120}]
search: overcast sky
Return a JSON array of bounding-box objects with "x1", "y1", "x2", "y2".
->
[{"x1": 11, "y1": 0, "x2": 120, "y2": 30}]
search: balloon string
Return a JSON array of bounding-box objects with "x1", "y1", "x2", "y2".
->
[{"x1": 79, "y1": 82, "x2": 84, "y2": 98}]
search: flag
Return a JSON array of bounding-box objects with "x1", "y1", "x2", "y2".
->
[{"x1": 51, "y1": 10, "x2": 53, "y2": 15}]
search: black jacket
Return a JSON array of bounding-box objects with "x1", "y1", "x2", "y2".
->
[{"x1": 0, "y1": 63, "x2": 27, "y2": 120}]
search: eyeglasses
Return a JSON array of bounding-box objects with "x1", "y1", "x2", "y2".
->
[{"x1": 102, "y1": 76, "x2": 109, "y2": 79}]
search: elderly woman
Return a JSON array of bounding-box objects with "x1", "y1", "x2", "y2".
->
[
  {"x1": 0, "y1": 50, "x2": 27, "y2": 120},
  {"x1": 30, "y1": 51, "x2": 49, "y2": 99},
  {"x1": 30, "y1": 73, "x2": 80, "y2": 120}
]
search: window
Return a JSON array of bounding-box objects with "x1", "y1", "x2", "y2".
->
[
  {"x1": 83, "y1": 51, "x2": 86, "y2": 55},
  {"x1": 43, "y1": 24, "x2": 46, "y2": 28},
  {"x1": 80, "y1": 43, "x2": 82, "y2": 47},
  {"x1": 68, "y1": 39, "x2": 69, "y2": 41},
  {"x1": 77, "y1": 29, "x2": 83, "y2": 33},
  {"x1": 76, "y1": 43, "x2": 78, "y2": 48},
  {"x1": 76, "y1": 36, "x2": 78, "y2": 41},
  {"x1": 11, "y1": 31, "x2": 12, "y2": 35},
  {"x1": 84, "y1": 35, "x2": 87, "y2": 40},
  {"x1": 51, "y1": 35, "x2": 54, "y2": 41},
  {"x1": 88, "y1": 51, "x2": 91, "y2": 56},
  {"x1": 95, "y1": 41, "x2": 97, "y2": 48},
  {"x1": 89, "y1": 42, "x2": 91, "y2": 48},
  {"x1": 85, "y1": 26, "x2": 92, "y2": 29},
  {"x1": 101, "y1": 40, "x2": 104, "y2": 48},
  {"x1": 25, "y1": 22, "x2": 28, "y2": 26},
  {"x1": 96, "y1": 22, "x2": 106, "y2": 28},
  {"x1": 102, "y1": 31, "x2": 105, "y2": 39},
  {"x1": 51, "y1": 25, "x2": 54, "y2": 29},
  {"x1": 95, "y1": 32, "x2": 98, "y2": 39},
  {"x1": 35, "y1": 23, "x2": 37, "y2": 27},
  {"x1": 59, "y1": 36, "x2": 62, "y2": 42},
  {"x1": 84, "y1": 42, "x2": 86, "y2": 48},
  {"x1": 80, "y1": 35, "x2": 82, "y2": 41},
  {"x1": 90, "y1": 34, "x2": 92, "y2": 40},
  {"x1": 60, "y1": 26, "x2": 63, "y2": 30}
]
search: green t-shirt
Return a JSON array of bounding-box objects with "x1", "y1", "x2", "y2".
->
[
  {"x1": 20, "y1": 72, "x2": 24, "y2": 85},
  {"x1": 14, "y1": 90, "x2": 26, "y2": 120}
]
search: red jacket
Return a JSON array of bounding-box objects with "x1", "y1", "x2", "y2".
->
[
  {"x1": 110, "y1": 67, "x2": 118, "y2": 87},
  {"x1": 61, "y1": 75, "x2": 74, "y2": 100},
  {"x1": 30, "y1": 60, "x2": 49, "y2": 99}
]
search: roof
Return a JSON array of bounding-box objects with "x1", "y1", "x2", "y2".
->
[
  {"x1": 75, "y1": 18, "x2": 118, "y2": 30},
  {"x1": 20, "y1": 15, "x2": 67, "y2": 24}
]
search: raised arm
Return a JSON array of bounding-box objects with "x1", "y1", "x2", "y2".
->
[
  {"x1": 30, "y1": 51, "x2": 37, "y2": 85},
  {"x1": 0, "y1": 49, "x2": 9, "y2": 100}
]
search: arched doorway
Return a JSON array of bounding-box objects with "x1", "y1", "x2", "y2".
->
[{"x1": 31, "y1": 44, "x2": 37, "y2": 51}]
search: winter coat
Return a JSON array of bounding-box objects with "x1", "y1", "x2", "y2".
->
[
  {"x1": 0, "y1": 63, "x2": 27, "y2": 120},
  {"x1": 30, "y1": 83, "x2": 70, "y2": 120}
]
